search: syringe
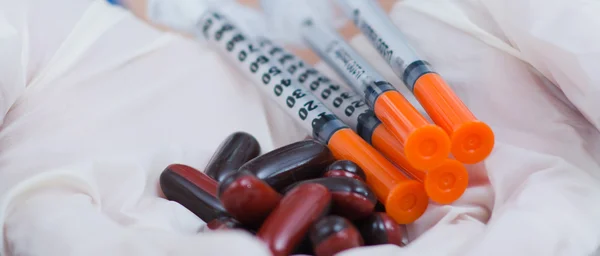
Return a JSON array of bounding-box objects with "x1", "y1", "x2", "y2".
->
[
  {"x1": 335, "y1": 0, "x2": 495, "y2": 164},
  {"x1": 196, "y1": 11, "x2": 428, "y2": 224},
  {"x1": 255, "y1": 37, "x2": 468, "y2": 205},
  {"x1": 299, "y1": 18, "x2": 451, "y2": 171}
]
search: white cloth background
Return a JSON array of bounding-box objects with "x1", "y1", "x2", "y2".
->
[
  {"x1": 0, "y1": 0, "x2": 304, "y2": 255},
  {"x1": 0, "y1": 0, "x2": 599, "y2": 256}
]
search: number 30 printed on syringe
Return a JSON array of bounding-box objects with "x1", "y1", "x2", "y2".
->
[{"x1": 199, "y1": 12, "x2": 330, "y2": 132}]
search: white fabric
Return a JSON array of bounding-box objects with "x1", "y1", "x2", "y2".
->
[
  {"x1": 0, "y1": 0, "x2": 305, "y2": 255},
  {"x1": 0, "y1": 0, "x2": 599, "y2": 256}
]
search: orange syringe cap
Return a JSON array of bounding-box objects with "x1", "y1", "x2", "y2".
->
[
  {"x1": 327, "y1": 128, "x2": 429, "y2": 224},
  {"x1": 385, "y1": 180, "x2": 429, "y2": 224},
  {"x1": 371, "y1": 125, "x2": 468, "y2": 204},
  {"x1": 413, "y1": 73, "x2": 495, "y2": 164},
  {"x1": 373, "y1": 90, "x2": 451, "y2": 170},
  {"x1": 424, "y1": 159, "x2": 468, "y2": 204}
]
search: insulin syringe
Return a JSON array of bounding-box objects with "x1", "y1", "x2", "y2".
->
[
  {"x1": 335, "y1": 1, "x2": 495, "y2": 164},
  {"x1": 255, "y1": 37, "x2": 468, "y2": 205},
  {"x1": 197, "y1": 11, "x2": 428, "y2": 223},
  {"x1": 300, "y1": 19, "x2": 450, "y2": 170}
]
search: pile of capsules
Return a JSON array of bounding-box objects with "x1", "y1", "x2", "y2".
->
[{"x1": 160, "y1": 132, "x2": 405, "y2": 256}]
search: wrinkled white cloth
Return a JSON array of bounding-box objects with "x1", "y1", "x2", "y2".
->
[
  {"x1": 0, "y1": 1, "x2": 304, "y2": 255},
  {"x1": 0, "y1": 0, "x2": 599, "y2": 256}
]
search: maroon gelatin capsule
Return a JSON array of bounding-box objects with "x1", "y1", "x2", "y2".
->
[
  {"x1": 355, "y1": 212, "x2": 404, "y2": 246},
  {"x1": 284, "y1": 177, "x2": 377, "y2": 220},
  {"x1": 257, "y1": 183, "x2": 332, "y2": 256},
  {"x1": 310, "y1": 216, "x2": 364, "y2": 256},
  {"x1": 160, "y1": 164, "x2": 228, "y2": 223},
  {"x1": 324, "y1": 160, "x2": 366, "y2": 182},
  {"x1": 239, "y1": 139, "x2": 335, "y2": 191},
  {"x1": 218, "y1": 171, "x2": 282, "y2": 228},
  {"x1": 207, "y1": 216, "x2": 244, "y2": 231},
  {"x1": 205, "y1": 132, "x2": 261, "y2": 182}
]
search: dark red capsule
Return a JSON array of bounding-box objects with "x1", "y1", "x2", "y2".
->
[
  {"x1": 355, "y1": 212, "x2": 404, "y2": 246},
  {"x1": 206, "y1": 216, "x2": 244, "y2": 231},
  {"x1": 257, "y1": 183, "x2": 332, "y2": 256},
  {"x1": 159, "y1": 164, "x2": 228, "y2": 223},
  {"x1": 323, "y1": 170, "x2": 364, "y2": 182},
  {"x1": 240, "y1": 139, "x2": 334, "y2": 191},
  {"x1": 200, "y1": 217, "x2": 257, "y2": 235},
  {"x1": 310, "y1": 216, "x2": 364, "y2": 256},
  {"x1": 218, "y1": 171, "x2": 282, "y2": 228},
  {"x1": 324, "y1": 160, "x2": 366, "y2": 182},
  {"x1": 284, "y1": 177, "x2": 377, "y2": 220},
  {"x1": 205, "y1": 132, "x2": 261, "y2": 182}
]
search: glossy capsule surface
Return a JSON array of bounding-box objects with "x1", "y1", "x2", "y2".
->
[
  {"x1": 205, "y1": 132, "x2": 261, "y2": 182},
  {"x1": 218, "y1": 171, "x2": 282, "y2": 228},
  {"x1": 324, "y1": 160, "x2": 366, "y2": 182},
  {"x1": 355, "y1": 212, "x2": 404, "y2": 246},
  {"x1": 160, "y1": 164, "x2": 228, "y2": 222},
  {"x1": 310, "y1": 216, "x2": 364, "y2": 256},
  {"x1": 285, "y1": 177, "x2": 376, "y2": 220},
  {"x1": 206, "y1": 216, "x2": 244, "y2": 231},
  {"x1": 257, "y1": 183, "x2": 332, "y2": 256},
  {"x1": 240, "y1": 139, "x2": 335, "y2": 191}
]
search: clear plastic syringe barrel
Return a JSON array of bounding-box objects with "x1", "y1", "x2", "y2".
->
[
  {"x1": 255, "y1": 37, "x2": 382, "y2": 144},
  {"x1": 196, "y1": 11, "x2": 348, "y2": 144},
  {"x1": 334, "y1": 0, "x2": 426, "y2": 91},
  {"x1": 299, "y1": 19, "x2": 395, "y2": 108},
  {"x1": 300, "y1": 18, "x2": 452, "y2": 170}
]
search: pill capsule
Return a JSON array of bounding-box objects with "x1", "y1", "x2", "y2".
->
[
  {"x1": 218, "y1": 171, "x2": 282, "y2": 228},
  {"x1": 257, "y1": 183, "x2": 332, "y2": 256},
  {"x1": 355, "y1": 212, "x2": 404, "y2": 246},
  {"x1": 323, "y1": 160, "x2": 366, "y2": 182},
  {"x1": 310, "y1": 216, "x2": 364, "y2": 256},
  {"x1": 240, "y1": 139, "x2": 335, "y2": 191},
  {"x1": 160, "y1": 164, "x2": 228, "y2": 223},
  {"x1": 285, "y1": 177, "x2": 377, "y2": 220},
  {"x1": 206, "y1": 216, "x2": 244, "y2": 231},
  {"x1": 205, "y1": 132, "x2": 261, "y2": 182}
]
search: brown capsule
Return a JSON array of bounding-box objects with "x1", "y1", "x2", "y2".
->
[
  {"x1": 355, "y1": 212, "x2": 404, "y2": 246},
  {"x1": 240, "y1": 139, "x2": 335, "y2": 191},
  {"x1": 324, "y1": 160, "x2": 366, "y2": 182},
  {"x1": 206, "y1": 216, "x2": 244, "y2": 231},
  {"x1": 218, "y1": 171, "x2": 282, "y2": 228},
  {"x1": 310, "y1": 216, "x2": 364, "y2": 256},
  {"x1": 205, "y1": 132, "x2": 261, "y2": 182},
  {"x1": 284, "y1": 177, "x2": 377, "y2": 220},
  {"x1": 323, "y1": 170, "x2": 364, "y2": 182},
  {"x1": 257, "y1": 183, "x2": 332, "y2": 256},
  {"x1": 160, "y1": 164, "x2": 228, "y2": 223}
]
